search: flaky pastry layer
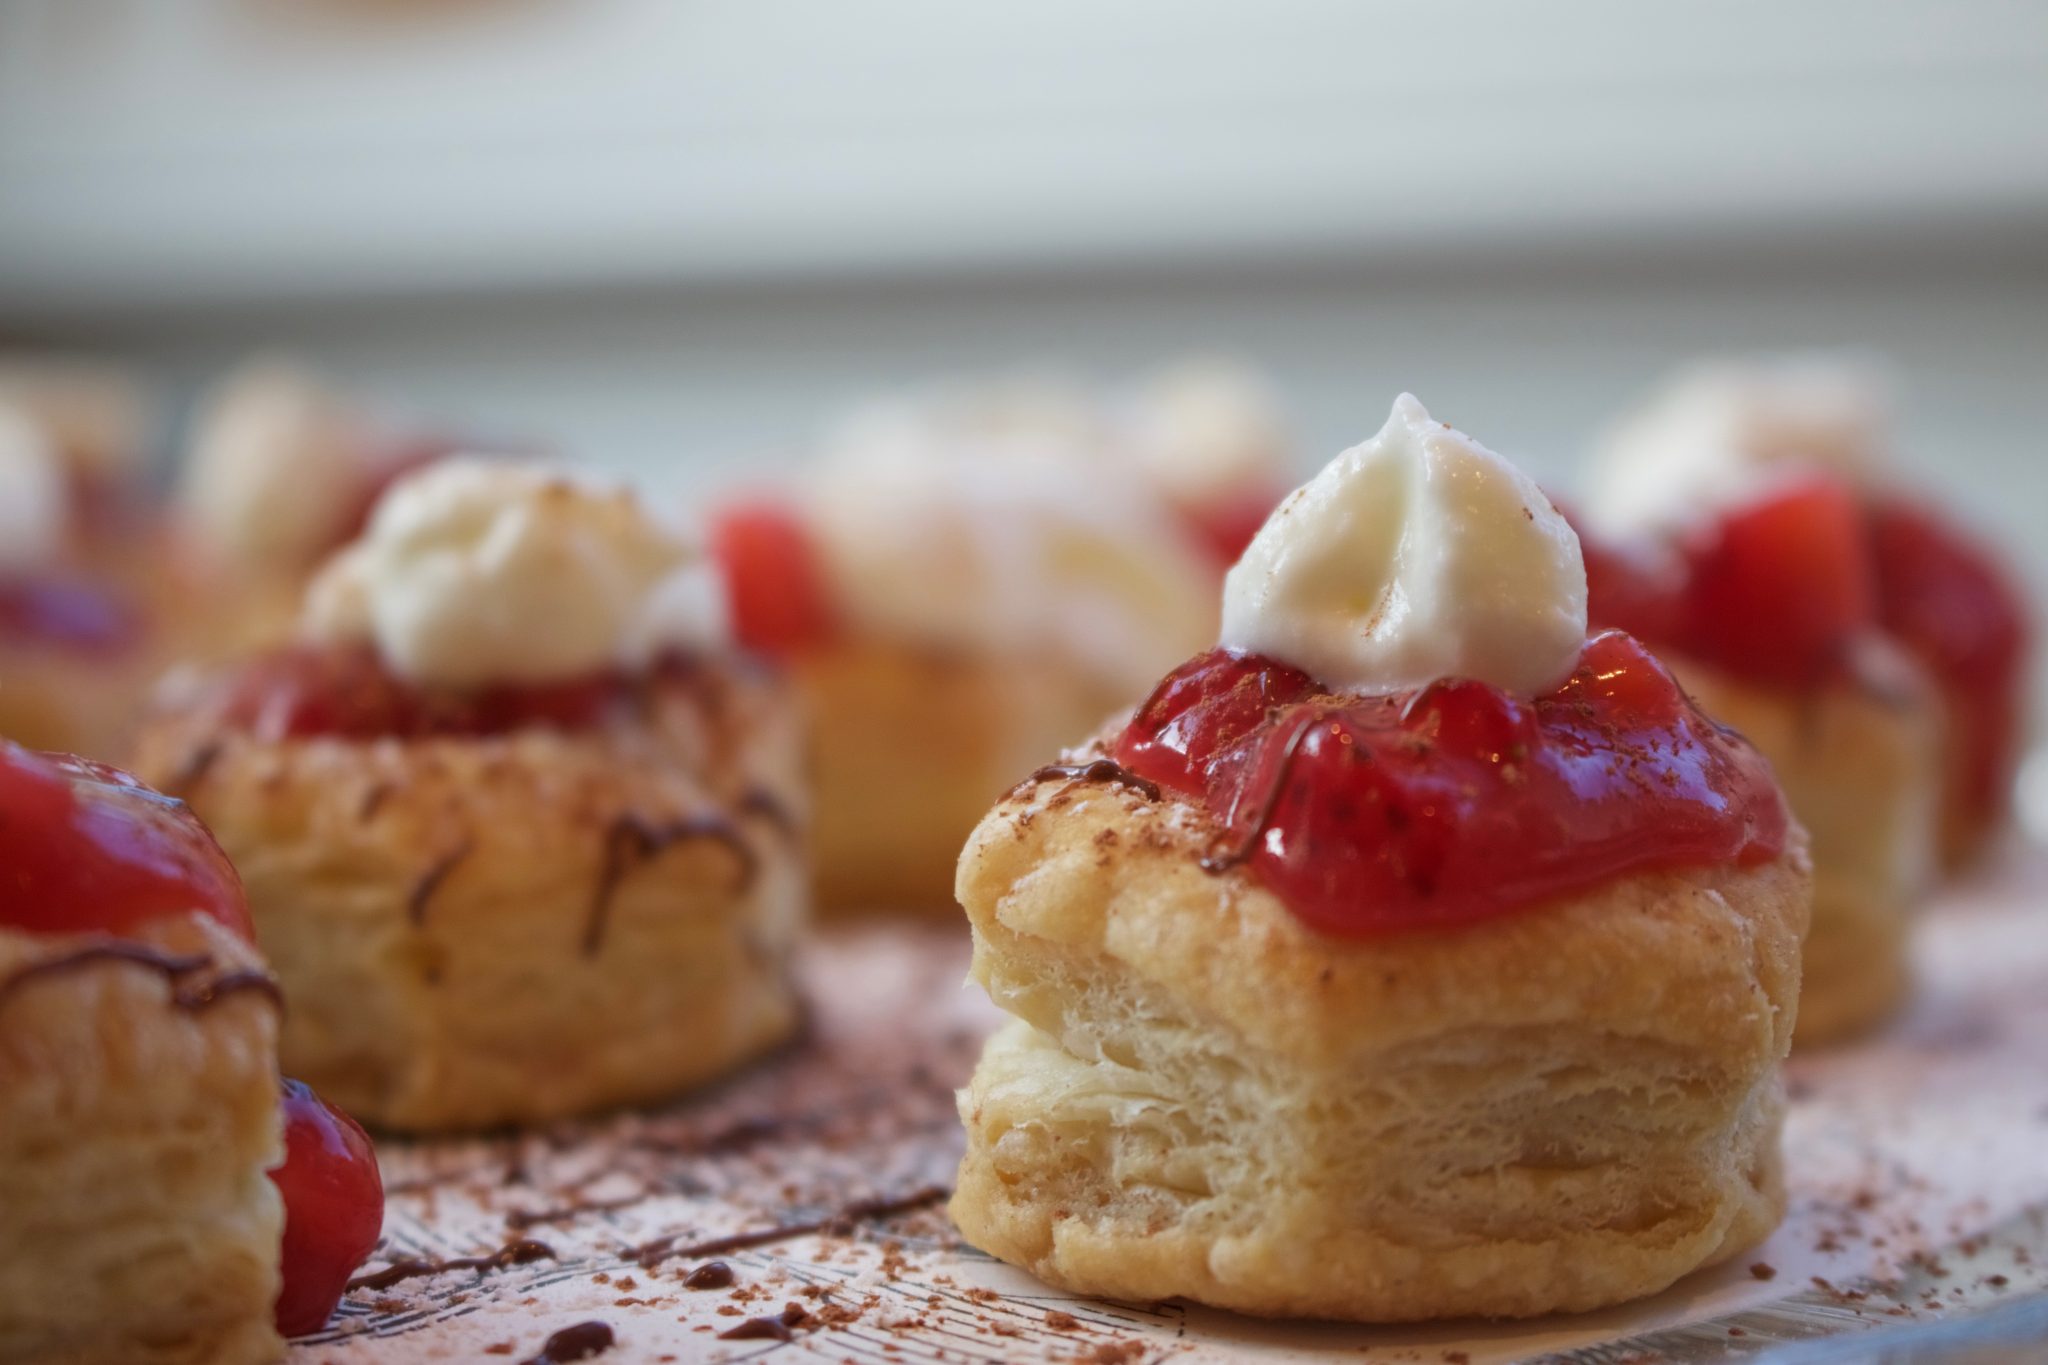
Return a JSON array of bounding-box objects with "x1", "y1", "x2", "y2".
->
[
  {"x1": 133, "y1": 663, "x2": 806, "y2": 1132},
  {"x1": 0, "y1": 914, "x2": 284, "y2": 1365},
  {"x1": 952, "y1": 754, "x2": 1812, "y2": 1321}
]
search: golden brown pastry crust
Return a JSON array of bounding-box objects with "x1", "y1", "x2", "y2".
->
[
  {"x1": 1672, "y1": 644, "x2": 1940, "y2": 1045},
  {"x1": 801, "y1": 640, "x2": 1129, "y2": 915},
  {"x1": 951, "y1": 752, "x2": 1811, "y2": 1322},
  {"x1": 0, "y1": 913, "x2": 284, "y2": 1365},
  {"x1": 132, "y1": 663, "x2": 806, "y2": 1133}
]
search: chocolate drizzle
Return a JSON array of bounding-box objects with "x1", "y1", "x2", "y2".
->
[
  {"x1": 0, "y1": 943, "x2": 282, "y2": 1016},
  {"x1": 736, "y1": 786, "x2": 800, "y2": 842},
  {"x1": 345, "y1": 1236, "x2": 556, "y2": 1292},
  {"x1": 521, "y1": 1320, "x2": 614, "y2": 1363},
  {"x1": 406, "y1": 838, "x2": 474, "y2": 925},
  {"x1": 1015, "y1": 759, "x2": 1161, "y2": 803},
  {"x1": 718, "y1": 1304, "x2": 806, "y2": 1341},
  {"x1": 584, "y1": 814, "x2": 756, "y2": 956},
  {"x1": 624, "y1": 1184, "x2": 948, "y2": 1271},
  {"x1": 682, "y1": 1259, "x2": 735, "y2": 1289},
  {"x1": 1198, "y1": 712, "x2": 1318, "y2": 874}
]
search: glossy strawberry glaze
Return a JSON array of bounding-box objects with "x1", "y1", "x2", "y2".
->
[
  {"x1": 0, "y1": 574, "x2": 144, "y2": 654},
  {"x1": 1113, "y1": 632, "x2": 1789, "y2": 936},
  {"x1": 708, "y1": 498, "x2": 840, "y2": 655},
  {"x1": 1868, "y1": 495, "x2": 2031, "y2": 830},
  {"x1": 0, "y1": 744, "x2": 252, "y2": 941},
  {"x1": 271, "y1": 1079, "x2": 384, "y2": 1338},
  {"x1": 211, "y1": 645, "x2": 660, "y2": 741}
]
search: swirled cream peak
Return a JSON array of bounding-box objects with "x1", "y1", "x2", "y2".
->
[
  {"x1": 181, "y1": 357, "x2": 374, "y2": 570},
  {"x1": 302, "y1": 460, "x2": 726, "y2": 688},
  {"x1": 1221, "y1": 394, "x2": 1586, "y2": 696},
  {"x1": 0, "y1": 403, "x2": 66, "y2": 573},
  {"x1": 1588, "y1": 355, "x2": 1890, "y2": 536}
]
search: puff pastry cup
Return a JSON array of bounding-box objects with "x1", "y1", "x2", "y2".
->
[
  {"x1": 951, "y1": 748, "x2": 1812, "y2": 1323},
  {"x1": 0, "y1": 911, "x2": 284, "y2": 1365},
  {"x1": 801, "y1": 639, "x2": 1132, "y2": 914},
  {"x1": 1670, "y1": 646, "x2": 1941, "y2": 1045},
  {"x1": 132, "y1": 662, "x2": 805, "y2": 1133}
]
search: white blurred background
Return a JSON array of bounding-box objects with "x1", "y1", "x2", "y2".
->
[{"x1": 2, "y1": 1, "x2": 2044, "y2": 562}]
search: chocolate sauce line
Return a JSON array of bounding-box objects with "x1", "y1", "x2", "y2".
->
[
  {"x1": 625, "y1": 1184, "x2": 950, "y2": 1271},
  {"x1": 1199, "y1": 711, "x2": 1318, "y2": 874},
  {"x1": 345, "y1": 1236, "x2": 557, "y2": 1293},
  {"x1": 584, "y1": 813, "x2": 756, "y2": 956},
  {"x1": 736, "y1": 787, "x2": 801, "y2": 842},
  {"x1": 1014, "y1": 759, "x2": 1161, "y2": 803},
  {"x1": 406, "y1": 838, "x2": 474, "y2": 925},
  {"x1": 521, "y1": 1320, "x2": 614, "y2": 1363},
  {"x1": 0, "y1": 943, "x2": 281, "y2": 1016}
]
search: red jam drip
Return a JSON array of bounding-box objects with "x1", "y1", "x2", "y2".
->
[
  {"x1": 271, "y1": 1078, "x2": 385, "y2": 1337},
  {"x1": 212, "y1": 646, "x2": 652, "y2": 741},
  {"x1": 1113, "y1": 632, "x2": 1788, "y2": 937},
  {"x1": 708, "y1": 498, "x2": 840, "y2": 656},
  {"x1": 0, "y1": 574, "x2": 144, "y2": 654},
  {"x1": 1868, "y1": 495, "x2": 2031, "y2": 826},
  {"x1": 1579, "y1": 475, "x2": 1879, "y2": 690},
  {"x1": 0, "y1": 744, "x2": 252, "y2": 942}
]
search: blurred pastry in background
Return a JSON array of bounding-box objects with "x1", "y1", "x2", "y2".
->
[
  {"x1": 0, "y1": 401, "x2": 158, "y2": 757},
  {"x1": 176, "y1": 355, "x2": 474, "y2": 651},
  {"x1": 1118, "y1": 357, "x2": 1295, "y2": 565},
  {"x1": 1580, "y1": 359, "x2": 1960, "y2": 1043},
  {"x1": 133, "y1": 461, "x2": 805, "y2": 1132},
  {"x1": 0, "y1": 355, "x2": 159, "y2": 554},
  {"x1": 953, "y1": 396, "x2": 1807, "y2": 1320},
  {"x1": 1591, "y1": 357, "x2": 2030, "y2": 872},
  {"x1": 711, "y1": 372, "x2": 1229, "y2": 913}
]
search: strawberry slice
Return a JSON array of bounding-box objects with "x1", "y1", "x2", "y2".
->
[
  {"x1": 1679, "y1": 477, "x2": 1877, "y2": 687},
  {"x1": 707, "y1": 499, "x2": 839, "y2": 656}
]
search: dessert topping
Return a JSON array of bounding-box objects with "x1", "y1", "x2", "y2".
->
[
  {"x1": 1116, "y1": 631, "x2": 1789, "y2": 935},
  {"x1": 302, "y1": 460, "x2": 726, "y2": 688},
  {"x1": 1221, "y1": 393, "x2": 1587, "y2": 697},
  {"x1": 272, "y1": 1078, "x2": 386, "y2": 1337},
  {"x1": 0, "y1": 744, "x2": 251, "y2": 941}
]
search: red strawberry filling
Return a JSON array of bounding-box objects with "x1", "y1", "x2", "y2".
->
[
  {"x1": 1867, "y1": 495, "x2": 2030, "y2": 834},
  {"x1": 1114, "y1": 632, "x2": 1788, "y2": 936},
  {"x1": 0, "y1": 744, "x2": 251, "y2": 941},
  {"x1": 271, "y1": 1078, "x2": 384, "y2": 1338},
  {"x1": 206, "y1": 645, "x2": 680, "y2": 741},
  {"x1": 707, "y1": 498, "x2": 840, "y2": 656}
]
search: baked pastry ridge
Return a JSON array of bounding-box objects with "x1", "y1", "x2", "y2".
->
[{"x1": 952, "y1": 395, "x2": 1812, "y2": 1322}]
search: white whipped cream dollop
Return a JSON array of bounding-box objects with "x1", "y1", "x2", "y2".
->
[
  {"x1": 1221, "y1": 393, "x2": 1587, "y2": 697},
  {"x1": 181, "y1": 357, "x2": 378, "y2": 570},
  {"x1": 0, "y1": 404, "x2": 66, "y2": 574},
  {"x1": 1587, "y1": 355, "x2": 1890, "y2": 537},
  {"x1": 808, "y1": 400, "x2": 1212, "y2": 694},
  {"x1": 302, "y1": 460, "x2": 727, "y2": 688}
]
